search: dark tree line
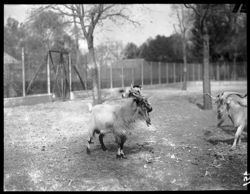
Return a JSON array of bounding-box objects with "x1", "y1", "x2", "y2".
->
[
  {"x1": 190, "y1": 4, "x2": 247, "y2": 63},
  {"x1": 122, "y1": 4, "x2": 246, "y2": 64},
  {"x1": 122, "y1": 34, "x2": 184, "y2": 63}
]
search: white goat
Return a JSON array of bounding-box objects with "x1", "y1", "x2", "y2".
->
[
  {"x1": 121, "y1": 84, "x2": 142, "y2": 98},
  {"x1": 86, "y1": 95, "x2": 152, "y2": 159},
  {"x1": 206, "y1": 92, "x2": 247, "y2": 126},
  {"x1": 225, "y1": 96, "x2": 247, "y2": 150},
  {"x1": 206, "y1": 91, "x2": 247, "y2": 150}
]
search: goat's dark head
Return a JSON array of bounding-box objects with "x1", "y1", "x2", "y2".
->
[
  {"x1": 211, "y1": 92, "x2": 230, "y2": 119},
  {"x1": 206, "y1": 91, "x2": 245, "y2": 120},
  {"x1": 121, "y1": 84, "x2": 142, "y2": 98},
  {"x1": 216, "y1": 98, "x2": 227, "y2": 119},
  {"x1": 132, "y1": 92, "x2": 153, "y2": 126}
]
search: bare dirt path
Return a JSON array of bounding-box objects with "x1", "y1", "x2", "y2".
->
[{"x1": 4, "y1": 84, "x2": 247, "y2": 190}]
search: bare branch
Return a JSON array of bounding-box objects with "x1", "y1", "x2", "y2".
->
[
  {"x1": 81, "y1": 4, "x2": 84, "y2": 17},
  {"x1": 25, "y1": 5, "x2": 52, "y2": 23},
  {"x1": 176, "y1": 10, "x2": 182, "y2": 30},
  {"x1": 49, "y1": 5, "x2": 76, "y2": 17},
  {"x1": 200, "y1": 4, "x2": 210, "y2": 26},
  {"x1": 103, "y1": 4, "x2": 116, "y2": 12},
  {"x1": 101, "y1": 12, "x2": 140, "y2": 26},
  {"x1": 64, "y1": 4, "x2": 77, "y2": 12},
  {"x1": 93, "y1": 4, "x2": 104, "y2": 27},
  {"x1": 173, "y1": 24, "x2": 178, "y2": 34},
  {"x1": 184, "y1": 4, "x2": 200, "y2": 17}
]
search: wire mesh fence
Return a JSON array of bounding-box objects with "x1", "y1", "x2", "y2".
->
[{"x1": 4, "y1": 51, "x2": 247, "y2": 98}]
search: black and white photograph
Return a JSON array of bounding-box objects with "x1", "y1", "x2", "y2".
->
[{"x1": 4, "y1": 4, "x2": 247, "y2": 191}]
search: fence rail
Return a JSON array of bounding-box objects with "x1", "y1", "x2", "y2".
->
[{"x1": 4, "y1": 55, "x2": 247, "y2": 98}]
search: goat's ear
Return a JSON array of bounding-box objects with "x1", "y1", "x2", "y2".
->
[
  {"x1": 225, "y1": 97, "x2": 232, "y2": 104},
  {"x1": 119, "y1": 88, "x2": 125, "y2": 93},
  {"x1": 132, "y1": 97, "x2": 139, "y2": 104},
  {"x1": 145, "y1": 96, "x2": 152, "y2": 101}
]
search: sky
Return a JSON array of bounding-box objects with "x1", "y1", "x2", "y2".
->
[{"x1": 4, "y1": 4, "x2": 178, "y2": 53}]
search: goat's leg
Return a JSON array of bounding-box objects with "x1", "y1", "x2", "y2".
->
[
  {"x1": 99, "y1": 133, "x2": 107, "y2": 151},
  {"x1": 86, "y1": 128, "x2": 100, "y2": 154},
  {"x1": 236, "y1": 126, "x2": 244, "y2": 147},
  {"x1": 119, "y1": 134, "x2": 127, "y2": 159},
  {"x1": 230, "y1": 125, "x2": 244, "y2": 150},
  {"x1": 86, "y1": 136, "x2": 93, "y2": 154},
  {"x1": 217, "y1": 118, "x2": 225, "y2": 127},
  {"x1": 115, "y1": 133, "x2": 127, "y2": 159},
  {"x1": 237, "y1": 135, "x2": 242, "y2": 148}
]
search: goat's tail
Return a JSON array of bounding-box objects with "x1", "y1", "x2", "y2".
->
[{"x1": 87, "y1": 103, "x2": 93, "y2": 112}]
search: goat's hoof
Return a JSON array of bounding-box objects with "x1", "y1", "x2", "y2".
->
[
  {"x1": 116, "y1": 154, "x2": 127, "y2": 159},
  {"x1": 102, "y1": 147, "x2": 107, "y2": 151},
  {"x1": 86, "y1": 148, "x2": 91, "y2": 154},
  {"x1": 229, "y1": 146, "x2": 236, "y2": 151}
]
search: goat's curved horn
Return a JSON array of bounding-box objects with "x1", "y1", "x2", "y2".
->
[
  {"x1": 132, "y1": 92, "x2": 143, "y2": 100},
  {"x1": 220, "y1": 91, "x2": 246, "y2": 99}
]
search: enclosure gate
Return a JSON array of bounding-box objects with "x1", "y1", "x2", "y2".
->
[{"x1": 48, "y1": 50, "x2": 71, "y2": 100}]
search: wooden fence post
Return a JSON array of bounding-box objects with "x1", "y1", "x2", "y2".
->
[
  {"x1": 166, "y1": 63, "x2": 168, "y2": 83},
  {"x1": 121, "y1": 62, "x2": 124, "y2": 87},
  {"x1": 173, "y1": 63, "x2": 176, "y2": 83},
  {"x1": 197, "y1": 63, "x2": 200, "y2": 80},
  {"x1": 141, "y1": 60, "x2": 144, "y2": 86},
  {"x1": 245, "y1": 61, "x2": 247, "y2": 78},
  {"x1": 192, "y1": 63, "x2": 195, "y2": 81},
  {"x1": 234, "y1": 62, "x2": 237, "y2": 80},
  {"x1": 158, "y1": 62, "x2": 161, "y2": 84},
  {"x1": 132, "y1": 67, "x2": 134, "y2": 85},
  {"x1": 110, "y1": 63, "x2": 113, "y2": 89},
  {"x1": 216, "y1": 63, "x2": 220, "y2": 81},
  {"x1": 223, "y1": 62, "x2": 227, "y2": 80},
  {"x1": 150, "y1": 62, "x2": 153, "y2": 85},
  {"x1": 98, "y1": 64, "x2": 101, "y2": 90},
  {"x1": 22, "y1": 47, "x2": 26, "y2": 96},
  {"x1": 68, "y1": 54, "x2": 72, "y2": 94},
  {"x1": 47, "y1": 52, "x2": 51, "y2": 95},
  {"x1": 69, "y1": 54, "x2": 75, "y2": 99}
]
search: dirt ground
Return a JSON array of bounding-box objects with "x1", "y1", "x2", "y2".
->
[{"x1": 4, "y1": 84, "x2": 248, "y2": 191}]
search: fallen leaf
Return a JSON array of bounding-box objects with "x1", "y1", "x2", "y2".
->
[{"x1": 205, "y1": 170, "x2": 211, "y2": 176}]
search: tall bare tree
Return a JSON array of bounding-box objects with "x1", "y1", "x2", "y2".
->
[
  {"x1": 184, "y1": 4, "x2": 214, "y2": 110},
  {"x1": 32, "y1": 4, "x2": 139, "y2": 104},
  {"x1": 172, "y1": 5, "x2": 193, "y2": 90}
]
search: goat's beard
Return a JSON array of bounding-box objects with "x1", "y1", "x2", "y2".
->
[
  {"x1": 217, "y1": 111, "x2": 223, "y2": 119},
  {"x1": 146, "y1": 119, "x2": 151, "y2": 126},
  {"x1": 144, "y1": 112, "x2": 151, "y2": 126}
]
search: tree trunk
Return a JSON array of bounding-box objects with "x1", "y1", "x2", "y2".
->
[
  {"x1": 232, "y1": 14, "x2": 238, "y2": 80},
  {"x1": 182, "y1": 36, "x2": 187, "y2": 90},
  {"x1": 202, "y1": 32, "x2": 212, "y2": 110},
  {"x1": 73, "y1": 14, "x2": 87, "y2": 90},
  {"x1": 87, "y1": 36, "x2": 101, "y2": 105}
]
